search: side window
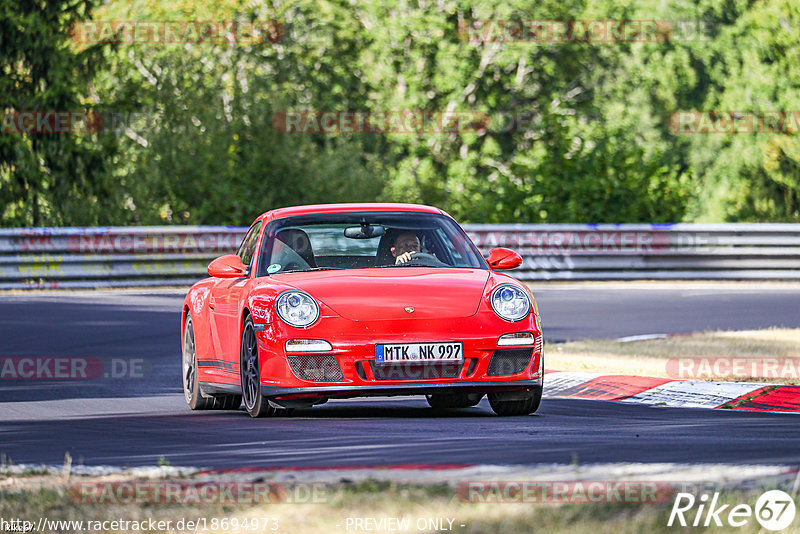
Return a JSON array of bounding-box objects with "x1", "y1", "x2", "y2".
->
[{"x1": 237, "y1": 221, "x2": 262, "y2": 268}]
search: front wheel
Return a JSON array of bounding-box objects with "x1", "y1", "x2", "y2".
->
[
  {"x1": 488, "y1": 388, "x2": 542, "y2": 416},
  {"x1": 240, "y1": 315, "x2": 293, "y2": 418}
]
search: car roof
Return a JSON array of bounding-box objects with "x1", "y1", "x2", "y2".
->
[{"x1": 258, "y1": 203, "x2": 446, "y2": 223}]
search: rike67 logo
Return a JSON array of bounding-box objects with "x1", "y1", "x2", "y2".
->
[{"x1": 668, "y1": 490, "x2": 796, "y2": 531}]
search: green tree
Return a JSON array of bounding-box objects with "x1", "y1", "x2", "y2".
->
[
  {"x1": 0, "y1": 0, "x2": 114, "y2": 226},
  {"x1": 91, "y1": 0, "x2": 388, "y2": 225},
  {"x1": 361, "y1": 0, "x2": 694, "y2": 222},
  {"x1": 5, "y1": 0, "x2": 797, "y2": 226},
  {"x1": 683, "y1": 0, "x2": 800, "y2": 221}
]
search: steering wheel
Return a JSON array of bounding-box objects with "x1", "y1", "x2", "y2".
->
[{"x1": 397, "y1": 252, "x2": 443, "y2": 267}]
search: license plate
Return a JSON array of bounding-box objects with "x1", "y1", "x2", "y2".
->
[{"x1": 375, "y1": 342, "x2": 463, "y2": 364}]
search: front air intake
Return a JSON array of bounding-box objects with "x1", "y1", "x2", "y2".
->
[
  {"x1": 287, "y1": 355, "x2": 344, "y2": 381},
  {"x1": 487, "y1": 348, "x2": 534, "y2": 376},
  {"x1": 369, "y1": 362, "x2": 462, "y2": 380}
]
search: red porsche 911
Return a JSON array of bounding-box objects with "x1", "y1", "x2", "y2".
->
[{"x1": 181, "y1": 203, "x2": 543, "y2": 417}]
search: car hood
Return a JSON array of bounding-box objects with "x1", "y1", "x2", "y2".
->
[{"x1": 270, "y1": 268, "x2": 491, "y2": 320}]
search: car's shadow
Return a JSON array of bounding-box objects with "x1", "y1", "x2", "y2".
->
[{"x1": 220, "y1": 400, "x2": 503, "y2": 419}]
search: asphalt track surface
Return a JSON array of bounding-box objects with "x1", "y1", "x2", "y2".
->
[{"x1": 1, "y1": 284, "x2": 799, "y2": 468}]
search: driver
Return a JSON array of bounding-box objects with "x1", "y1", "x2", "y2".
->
[{"x1": 391, "y1": 232, "x2": 421, "y2": 264}]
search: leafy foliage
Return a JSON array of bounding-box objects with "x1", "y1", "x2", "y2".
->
[
  {"x1": 0, "y1": 0, "x2": 115, "y2": 225},
  {"x1": 1, "y1": 0, "x2": 798, "y2": 225}
]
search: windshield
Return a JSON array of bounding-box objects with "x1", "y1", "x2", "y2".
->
[{"x1": 257, "y1": 212, "x2": 488, "y2": 275}]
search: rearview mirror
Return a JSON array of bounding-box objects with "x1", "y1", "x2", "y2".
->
[
  {"x1": 344, "y1": 225, "x2": 386, "y2": 239},
  {"x1": 208, "y1": 254, "x2": 247, "y2": 278},
  {"x1": 486, "y1": 247, "x2": 523, "y2": 270}
]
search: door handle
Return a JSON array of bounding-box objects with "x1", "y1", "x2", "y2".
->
[{"x1": 209, "y1": 296, "x2": 217, "y2": 310}]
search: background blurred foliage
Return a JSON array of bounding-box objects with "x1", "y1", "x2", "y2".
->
[{"x1": 1, "y1": 0, "x2": 798, "y2": 226}]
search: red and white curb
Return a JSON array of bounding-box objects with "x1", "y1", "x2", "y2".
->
[{"x1": 544, "y1": 371, "x2": 800, "y2": 412}]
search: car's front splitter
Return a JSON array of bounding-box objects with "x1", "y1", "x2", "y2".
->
[{"x1": 261, "y1": 379, "x2": 542, "y2": 400}]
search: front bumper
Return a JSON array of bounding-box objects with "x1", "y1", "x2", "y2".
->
[
  {"x1": 254, "y1": 312, "x2": 543, "y2": 390},
  {"x1": 198, "y1": 379, "x2": 542, "y2": 402},
  {"x1": 262, "y1": 379, "x2": 542, "y2": 400}
]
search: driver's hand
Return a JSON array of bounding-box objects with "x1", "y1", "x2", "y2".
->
[{"x1": 395, "y1": 251, "x2": 417, "y2": 264}]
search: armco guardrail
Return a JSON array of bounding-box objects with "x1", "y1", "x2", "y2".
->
[
  {"x1": 1, "y1": 223, "x2": 799, "y2": 289},
  {"x1": 0, "y1": 226, "x2": 247, "y2": 289},
  {"x1": 466, "y1": 223, "x2": 800, "y2": 280}
]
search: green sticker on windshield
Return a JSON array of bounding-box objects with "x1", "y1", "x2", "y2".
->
[{"x1": 267, "y1": 263, "x2": 281, "y2": 273}]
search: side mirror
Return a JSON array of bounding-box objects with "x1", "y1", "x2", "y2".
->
[
  {"x1": 486, "y1": 247, "x2": 522, "y2": 270},
  {"x1": 208, "y1": 254, "x2": 247, "y2": 278}
]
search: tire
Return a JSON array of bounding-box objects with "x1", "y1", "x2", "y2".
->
[
  {"x1": 182, "y1": 312, "x2": 214, "y2": 410},
  {"x1": 426, "y1": 393, "x2": 483, "y2": 409},
  {"x1": 183, "y1": 312, "x2": 242, "y2": 411},
  {"x1": 240, "y1": 315, "x2": 294, "y2": 418},
  {"x1": 488, "y1": 388, "x2": 542, "y2": 416}
]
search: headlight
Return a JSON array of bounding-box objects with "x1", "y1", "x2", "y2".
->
[
  {"x1": 275, "y1": 291, "x2": 319, "y2": 327},
  {"x1": 490, "y1": 284, "x2": 531, "y2": 322}
]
